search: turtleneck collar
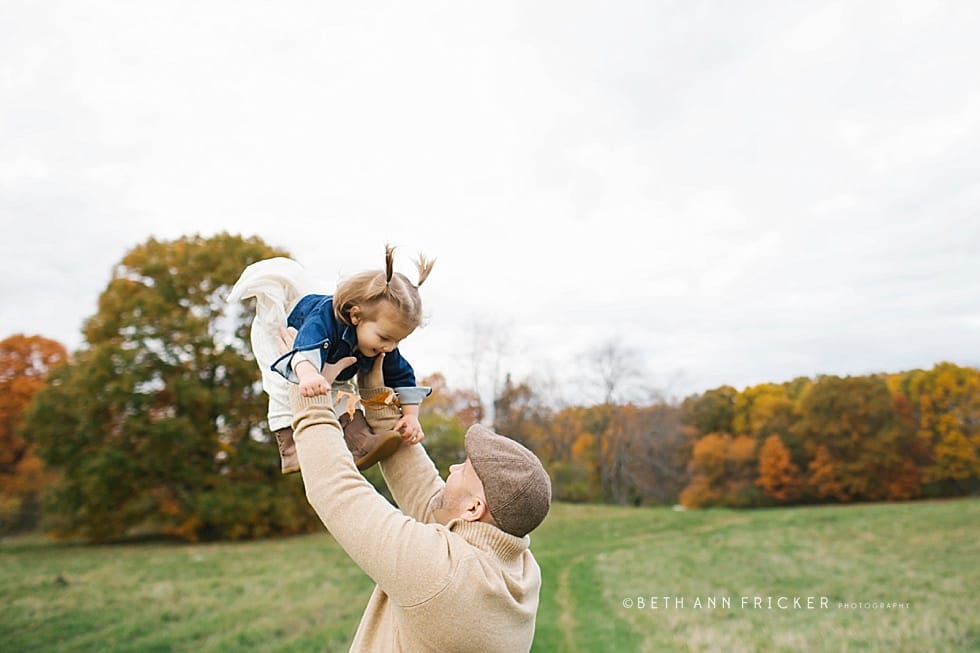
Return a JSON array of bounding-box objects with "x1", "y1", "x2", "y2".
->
[{"x1": 447, "y1": 519, "x2": 530, "y2": 560}]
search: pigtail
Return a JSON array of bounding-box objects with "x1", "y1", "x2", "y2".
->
[
  {"x1": 384, "y1": 243, "x2": 395, "y2": 288},
  {"x1": 414, "y1": 253, "x2": 436, "y2": 287},
  {"x1": 334, "y1": 243, "x2": 432, "y2": 328}
]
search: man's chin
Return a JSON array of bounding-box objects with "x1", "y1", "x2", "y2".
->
[{"x1": 428, "y1": 491, "x2": 445, "y2": 517}]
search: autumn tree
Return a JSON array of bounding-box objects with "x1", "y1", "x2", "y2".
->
[
  {"x1": 0, "y1": 335, "x2": 68, "y2": 533},
  {"x1": 733, "y1": 384, "x2": 797, "y2": 440},
  {"x1": 417, "y1": 373, "x2": 478, "y2": 476},
  {"x1": 680, "y1": 433, "x2": 728, "y2": 507},
  {"x1": 681, "y1": 385, "x2": 737, "y2": 440},
  {"x1": 756, "y1": 434, "x2": 802, "y2": 503},
  {"x1": 420, "y1": 372, "x2": 483, "y2": 426},
  {"x1": 901, "y1": 362, "x2": 980, "y2": 493},
  {"x1": 794, "y1": 375, "x2": 920, "y2": 502},
  {"x1": 545, "y1": 406, "x2": 603, "y2": 502},
  {"x1": 494, "y1": 374, "x2": 552, "y2": 449},
  {"x1": 806, "y1": 445, "x2": 847, "y2": 502},
  {"x1": 24, "y1": 233, "x2": 314, "y2": 542},
  {"x1": 680, "y1": 432, "x2": 759, "y2": 508},
  {"x1": 613, "y1": 404, "x2": 688, "y2": 505}
]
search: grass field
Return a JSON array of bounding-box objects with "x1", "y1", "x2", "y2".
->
[{"x1": 2, "y1": 499, "x2": 978, "y2": 652}]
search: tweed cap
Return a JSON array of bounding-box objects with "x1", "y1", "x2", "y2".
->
[{"x1": 465, "y1": 424, "x2": 552, "y2": 538}]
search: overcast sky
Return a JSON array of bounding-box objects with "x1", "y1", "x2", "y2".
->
[{"x1": 2, "y1": 1, "x2": 979, "y2": 402}]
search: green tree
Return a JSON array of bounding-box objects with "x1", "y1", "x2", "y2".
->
[
  {"x1": 681, "y1": 385, "x2": 737, "y2": 438},
  {"x1": 24, "y1": 233, "x2": 315, "y2": 542}
]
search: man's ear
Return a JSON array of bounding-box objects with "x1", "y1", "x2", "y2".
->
[
  {"x1": 349, "y1": 305, "x2": 361, "y2": 325},
  {"x1": 462, "y1": 496, "x2": 488, "y2": 523}
]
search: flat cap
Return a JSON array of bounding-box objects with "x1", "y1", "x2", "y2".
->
[{"x1": 465, "y1": 424, "x2": 552, "y2": 538}]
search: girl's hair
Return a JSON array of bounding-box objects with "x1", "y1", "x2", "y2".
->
[{"x1": 333, "y1": 244, "x2": 435, "y2": 329}]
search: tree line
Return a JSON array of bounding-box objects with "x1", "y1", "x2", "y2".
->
[{"x1": 1, "y1": 233, "x2": 977, "y2": 541}]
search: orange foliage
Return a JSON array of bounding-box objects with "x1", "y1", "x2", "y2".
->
[
  {"x1": 680, "y1": 433, "x2": 758, "y2": 507},
  {"x1": 420, "y1": 373, "x2": 483, "y2": 425},
  {"x1": 756, "y1": 435, "x2": 802, "y2": 502},
  {"x1": 807, "y1": 445, "x2": 848, "y2": 502},
  {"x1": 0, "y1": 334, "x2": 68, "y2": 531}
]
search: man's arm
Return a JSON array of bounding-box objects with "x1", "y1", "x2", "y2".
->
[
  {"x1": 291, "y1": 388, "x2": 460, "y2": 607},
  {"x1": 359, "y1": 386, "x2": 444, "y2": 522}
]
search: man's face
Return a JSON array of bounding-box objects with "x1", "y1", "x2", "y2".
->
[{"x1": 430, "y1": 458, "x2": 488, "y2": 525}]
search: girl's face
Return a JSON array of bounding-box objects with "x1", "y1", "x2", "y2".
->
[{"x1": 349, "y1": 304, "x2": 415, "y2": 358}]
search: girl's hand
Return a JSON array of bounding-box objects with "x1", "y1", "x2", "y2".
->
[
  {"x1": 395, "y1": 415, "x2": 425, "y2": 445},
  {"x1": 280, "y1": 327, "x2": 357, "y2": 390},
  {"x1": 300, "y1": 373, "x2": 331, "y2": 397}
]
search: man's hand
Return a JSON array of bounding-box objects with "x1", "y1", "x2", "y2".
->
[
  {"x1": 362, "y1": 352, "x2": 386, "y2": 388},
  {"x1": 278, "y1": 327, "x2": 357, "y2": 388},
  {"x1": 276, "y1": 326, "x2": 299, "y2": 355}
]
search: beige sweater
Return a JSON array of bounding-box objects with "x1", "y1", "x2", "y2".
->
[{"x1": 290, "y1": 389, "x2": 541, "y2": 653}]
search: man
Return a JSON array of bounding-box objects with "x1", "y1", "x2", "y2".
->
[{"x1": 281, "y1": 329, "x2": 552, "y2": 652}]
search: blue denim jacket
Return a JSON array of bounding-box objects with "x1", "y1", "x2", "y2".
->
[{"x1": 271, "y1": 294, "x2": 421, "y2": 394}]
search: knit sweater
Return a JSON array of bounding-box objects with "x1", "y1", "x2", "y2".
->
[{"x1": 290, "y1": 387, "x2": 542, "y2": 652}]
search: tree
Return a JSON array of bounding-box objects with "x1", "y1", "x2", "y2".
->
[
  {"x1": 420, "y1": 372, "x2": 483, "y2": 425},
  {"x1": 806, "y1": 445, "x2": 847, "y2": 502},
  {"x1": 493, "y1": 374, "x2": 553, "y2": 447},
  {"x1": 679, "y1": 433, "x2": 729, "y2": 507},
  {"x1": 681, "y1": 385, "x2": 737, "y2": 439},
  {"x1": 756, "y1": 434, "x2": 802, "y2": 503},
  {"x1": 0, "y1": 335, "x2": 68, "y2": 533},
  {"x1": 902, "y1": 362, "x2": 980, "y2": 492},
  {"x1": 24, "y1": 233, "x2": 315, "y2": 542},
  {"x1": 584, "y1": 338, "x2": 648, "y2": 405},
  {"x1": 417, "y1": 413, "x2": 467, "y2": 476},
  {"x1": 615, "y1": 404, "x2": 688, "y2": 505},
  {"x1": 545, "y1": 406, "x2": 603, "y2": 502},
  {"x1": 794, "y1": 375, "x2": 920, "y2": 502},
  {"x1": 461, "y1": 316, "x2": 512, "y2": 426},
  {"x1": 733, "y1": 384, "x2": 796, "y2": 442},
  {"x1": 680, "y1": 432, "x2": 759, "y2": 508}
]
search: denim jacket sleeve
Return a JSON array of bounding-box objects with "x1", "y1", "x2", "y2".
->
[{"x1": 271, "y1": 299, "x2": 334, "y2": 383}]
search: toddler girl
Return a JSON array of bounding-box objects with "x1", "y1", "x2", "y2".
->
[{"x1": 228, "y1": 245, "x2": 434, "y2": 474}]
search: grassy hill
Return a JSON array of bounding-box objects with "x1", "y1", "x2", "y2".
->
[{"x1": 2, "y1": 499, "x2": 977, "y2": 652}]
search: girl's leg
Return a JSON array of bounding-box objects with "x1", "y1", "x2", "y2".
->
[{"x1": 228, "y1": 258, "x2": 312, "y2": 473}]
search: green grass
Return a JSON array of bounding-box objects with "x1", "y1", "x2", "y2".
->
[{"x1": 2, "y1": 500, "x2": 978, "y2": 652}]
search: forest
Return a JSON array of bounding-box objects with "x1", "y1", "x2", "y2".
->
[{"x1": 1, "y1": 233, "x2": 978, "y2": 542}]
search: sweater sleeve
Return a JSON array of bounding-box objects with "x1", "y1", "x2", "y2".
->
[
  {"x1": 380, "y1": 347, "x2": 416, "y2": 388},
  {"x1": 359, "y1": 386, "x2": 445, "y2": 523},
  {"x1": 290, "y1": 388, "x2": 460, "y2": 608}
]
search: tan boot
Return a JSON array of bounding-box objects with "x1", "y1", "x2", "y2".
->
[
  {"x1": 341, "y1": 411, "x2": 403, "y2": 471},
  {"x1": 274, "y1": 427, "x2": 301, "y2": 475}
]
